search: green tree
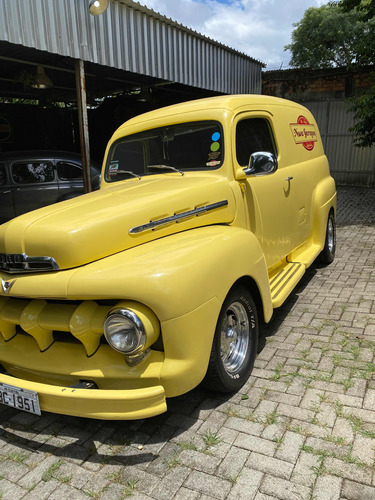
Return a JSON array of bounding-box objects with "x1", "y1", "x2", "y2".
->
[
  {"x1": 285, "y1": 4, "x2": 372, "y2": 68},
  {"x1": 349, "y1": 85, "x2": 375, "y2": 147},
  {"x1": 340, "y1": 0, "x2": 375, "y2": 20},
  {"x1": 339, "y1": 0, "x2": 375, "y2": 147}
]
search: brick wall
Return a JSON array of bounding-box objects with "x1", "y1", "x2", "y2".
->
[{"x1": 262, "y1": 66, "x2": 374, "y2": 101}]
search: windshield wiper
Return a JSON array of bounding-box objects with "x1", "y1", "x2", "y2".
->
[
  {"x1": 148, "y1": 164, "x2": 184, "y2": 176},
  {"x1": 110, "y1": 170, "x2": 141, "y2": 180}
]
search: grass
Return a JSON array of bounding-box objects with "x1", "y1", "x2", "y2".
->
[
  {"x1": 310, "y1": 462, "x2": 327, "y2": 478},
  {"x1": 245, "y1": 413, "x2": 260, "y2": 423},
  {"x1": 360, "y1": 428, "x2": 375, "y2": 439},
  {"x1": 260, "y1": 388, "x2": 269, "y2": 400},
  {"x1": 318, "y1": 393, "x2": 331, "y2": 404},
  {"x1": 225, "y1": 471, "x2": 241, "y2": 485},
  {"x1": 178, "y1": 440, "x2": 198, "y2": 451},
  {"x1": 350, "y1": 345, "x2": 361, "y2": 360},
  {"x1": 333, "y1": 354, "x2": 343, "y2": 367},
  {"x1": 202, "y1": 430, "x2": 222, "y2": 448},
  {"x1": 1, "y1": 451, "x2": 28, "y2": 464},
  {"x1": 42, "y1": 459, "x2": 64, "y2": 482},
  {"x1": 164, "y1": 454, "x2": 181, "y2": 469},
  {"x1": 342, "y1": 378, "x2": 354, "y2": 390},
  {"x1": 85, "y1": 490, "x2": 102, "y2": 499},
  {"x1": 302, "y1": 435, "x2": 370, "y2": 471},
  {"x1": 264, "y1": 410, "x2": 278, "y2": 426},
  {"x1": 107, "y1": 470, "x2": 124, "y2": 484},
  {"x1": 322, "y1": 435, "x2": 348, "y2": 446},
  {"x1": 57, "y1": 474, "x2": 71, "y2": 484},
  {"x1": 123, "y1": 479, "x2": 139, "y2": 497},
  {"x1": 223, "y1": 405, "x2": 239, "y2": 418},
  {"x1": 273, "y1": 436, "x2": 284, "y2": 449}
]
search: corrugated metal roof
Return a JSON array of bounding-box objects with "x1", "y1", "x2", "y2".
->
[
  {"x1": 0, "y1": 0, "x2": 263, "y2": 94},
  {"x1": 116, "y1": 0, "x2": 263, "y2": 63}
]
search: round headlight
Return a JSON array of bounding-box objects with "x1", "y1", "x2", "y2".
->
[{"x1": 104, "y1": 309, "x2": 145, "y2": 354}]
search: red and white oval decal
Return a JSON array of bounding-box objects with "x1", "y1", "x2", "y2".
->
[{"x1": 290, "y1": 115, "x2": 317, "y2": 151}]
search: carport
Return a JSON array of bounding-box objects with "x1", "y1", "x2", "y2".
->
[{"x1": 0, "y1": 0, "x2": 263, "y2": 190}]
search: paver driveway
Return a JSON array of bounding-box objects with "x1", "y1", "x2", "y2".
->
[{"x1": 0, "y1": 187, "x2": 374, "y2": 500}]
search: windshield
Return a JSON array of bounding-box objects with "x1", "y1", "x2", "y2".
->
[{"x1": 105, "y1": 121, "x2": 223, "y2": 182}]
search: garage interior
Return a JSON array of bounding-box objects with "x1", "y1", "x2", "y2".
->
[
  {"x1": 0, "y1": 0, "x2": 263, "y2": 188},
  {"x1": 0, "y1": 40, "x2": 222, "y2": 163}
]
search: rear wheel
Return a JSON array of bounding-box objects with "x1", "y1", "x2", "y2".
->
[
  {"x1": 204, "y1": 286, "x2": 258, "y2": 392},
  {"x1": 318, "y1": 211, "x2": 336, "y2": 264}
]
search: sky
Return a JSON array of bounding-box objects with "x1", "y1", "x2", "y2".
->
[{"x1": 137, "y1": 0, "x2": 328, "y2": 70}]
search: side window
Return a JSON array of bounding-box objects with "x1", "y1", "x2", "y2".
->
[
  {"x1": 0, "y1": 164, "x2": 6, "y2": 186},
  {"x1": 108, "y1": 141, "x2": 145, "y2": 177},
  {"x1": 236, "y1": 118, "x2": 276, "y2": 167},
  {"x1": 11, "y1": 162, "x2": 55, "y2": 184},
  {"x1": 57, "y1": 162, "x2": 83, "y2": 180}
]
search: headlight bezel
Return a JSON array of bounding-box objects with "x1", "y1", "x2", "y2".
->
[
  {"x1": 104, "y1": 308, "x2": 146, "y2": 354},
  {"x1": 103, "y1": 302, "x2": 160, "y2": 358}
]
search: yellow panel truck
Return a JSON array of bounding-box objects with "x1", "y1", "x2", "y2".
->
[{"x1": 0, "y1": 95, "x2": 336, "y2": 419}]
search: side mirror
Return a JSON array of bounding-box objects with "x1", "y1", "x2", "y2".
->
[
  {"x1": 92, "y1": 174, "x2": 101, "y2": 191},
  {"x1": 237, "y1": 152, "x2": 278, "y2": 179}
]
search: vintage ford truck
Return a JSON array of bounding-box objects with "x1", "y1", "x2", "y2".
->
[{"x1": 0, "y1": 95, "x2": 336, "y2": 420}]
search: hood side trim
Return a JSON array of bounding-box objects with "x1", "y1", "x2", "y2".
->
[{"x1": 129, "y1": 200, "x2": 229, "y2": 235}]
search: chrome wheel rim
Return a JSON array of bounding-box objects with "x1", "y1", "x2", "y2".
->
[
  {"x1": 220, "y1": 301, "x2": 250, "y2": 374},
  {"x1": 327, "y1": 217, "x2": 335, "y2": 253}
]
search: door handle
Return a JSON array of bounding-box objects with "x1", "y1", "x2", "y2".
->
[{"x1": 285, "y1": 177, "x2": 293, "y2": 181}]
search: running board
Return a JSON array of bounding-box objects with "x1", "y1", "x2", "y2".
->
[{"x1": 269, "y1": 262, "x2": 306, "y2": 308}]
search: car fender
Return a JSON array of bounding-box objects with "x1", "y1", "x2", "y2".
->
[
  {"x1": 67, "y1": 224, "x2": 273, "y2": 324},
  {"x1": 311, "y1": 175, "x2": 337, "y2": 248},
  {"x1": 68, "y1": 224, "x2": 273, "y2": 398}
]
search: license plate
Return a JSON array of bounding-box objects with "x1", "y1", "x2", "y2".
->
[{"x1": 0, "y1": 382, "x2": 41, "y2": 415}]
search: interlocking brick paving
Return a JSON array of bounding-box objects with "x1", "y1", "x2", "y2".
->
[{"x1": 0, "y1": 187, "x2": 374, "y2": 499}]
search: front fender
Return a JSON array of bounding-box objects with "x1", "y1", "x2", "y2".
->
[
  {"x1": 66, "y1": 225, "x2": 272, "y2": 323},
  {"x1": 1, "y1": 225, "x2": 272, "y2": 400},
  {"x1": 1, "y1": 225, "x2": 272, "y2": 323},
  {"x1": 311, "y1": 175, "x2": 337, "y2": 248}
]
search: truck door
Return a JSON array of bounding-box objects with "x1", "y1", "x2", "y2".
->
[{"x1": 234, "y1": 115, "x2": 295, "y2": 270}]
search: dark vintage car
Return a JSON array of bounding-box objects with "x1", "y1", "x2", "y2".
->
[{"x1": 0, "y1": 150, "x2": 101, "y2": 223}]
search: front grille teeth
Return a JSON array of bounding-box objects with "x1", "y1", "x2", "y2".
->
[{"x1": 0, "y1": 297, "x2": 111, "y2": 356}]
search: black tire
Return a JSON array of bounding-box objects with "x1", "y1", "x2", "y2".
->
[
  {"x1": 318, "y1": 211, "x2": 336, "y2": 264},
  {"x1": 203, "y1": 286, "x2": 258, "y2": 392}
]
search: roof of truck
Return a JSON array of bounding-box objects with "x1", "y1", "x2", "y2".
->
[{"x1": 117, "y1": 94, "x2": 306, "y2": 132}]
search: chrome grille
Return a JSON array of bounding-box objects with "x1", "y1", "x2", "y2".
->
[
  {"x1": 0, "y1": 297, "x2": 112, "y2": 356},
  {"x1": 0, "y1": 253, "x2": 59, "y2": 273}
]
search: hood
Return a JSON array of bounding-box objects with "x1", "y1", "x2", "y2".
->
[{"x1": 0, "y1": 174, "x2": 236, "y2": 270}]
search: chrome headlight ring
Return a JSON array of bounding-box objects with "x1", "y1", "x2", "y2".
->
[{"x1": 104, "y1": 308, "x2": 146, "y2": 354}]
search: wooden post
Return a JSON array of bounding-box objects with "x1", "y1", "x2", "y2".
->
[{"x1": 75, "y1": 59, "x2": 92, "y2": 193}]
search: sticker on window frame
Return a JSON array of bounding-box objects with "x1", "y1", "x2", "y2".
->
[
  {"x1": 108, "y1": 161, "x2": 120, "y2": 175},
  {"x1": 290, "y1": 116, "x2": 317, "y2": 151}
]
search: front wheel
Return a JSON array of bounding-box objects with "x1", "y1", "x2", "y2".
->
[
  {"x1": 318, "y1": 211, "x2": 336, "y2": 264},
  {"x1": 203, "y1": 286, "x2": 258, "y2": 392}
]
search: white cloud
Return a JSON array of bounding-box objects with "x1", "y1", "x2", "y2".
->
[{"x1": 137, "y1": 0, "x2": 329, "y2": 69}]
